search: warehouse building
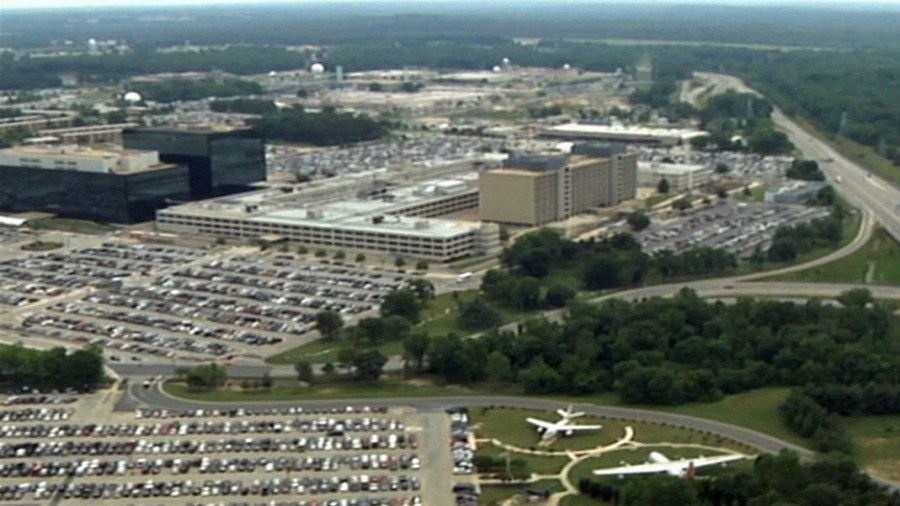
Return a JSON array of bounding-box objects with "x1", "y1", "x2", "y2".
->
[
  {"x1": 765, "y1": 181, "x2": 826, "y2": 204},
  {"x1": 157, "y1": 175, "x2": 500, "y2": 262},
  {"x1": 478, "y1": 143, "x2": 637, "y2": 226},
  {"x1": 123, "y1": 125, "x2": 265, "y2": 198},
  {"x1": 0, "y1": 145, "x2": 188, "y2": 223},
  {"x1": 543, "y1": 123, "x2": 708, "y2": 146},
  {"x1": 637, "y1": 161, "x2": 713, "y2": 191}
]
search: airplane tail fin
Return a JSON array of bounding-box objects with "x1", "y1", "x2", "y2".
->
[{"x1": 557, "y1": 405, "x2": 585, "y2": 419}]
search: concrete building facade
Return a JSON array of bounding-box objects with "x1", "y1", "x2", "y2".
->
[
  {"x1": 637, "y1": 162, "x2": 713, "y2": 191},
  {"x1": 0, "y1": 145, "x2": 188, "y2": 223},
  {"x1": 479, "y1": 144, "x2": 637, "y2": 226}
]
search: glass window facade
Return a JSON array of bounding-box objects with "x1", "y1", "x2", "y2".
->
[
  {"x1": 0, "y1": 165, "x2": 190, "y2": 223},
  {"x1": 123, "y1": 128, "x2": 265, "y2": 198}
]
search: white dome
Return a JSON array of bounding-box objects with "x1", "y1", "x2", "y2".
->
[
  {"x1": 123, "y1": 91, "x2": 142, "y2": 103},
  {"x1": 268, "y1": 71, "x2": 277, "y2": 76},
  {"x1": 492, "y1": 65, "x2": 502, "y2": 72},
  {"x1": 502, "y1": 57, "x2": 510, "y2": 64},
  {"x1": 310, "y1": 63, "x2": 325, "y2": 74},
  {"x1": 563, "y1": 63, "x2": 571, "y2": 70}
]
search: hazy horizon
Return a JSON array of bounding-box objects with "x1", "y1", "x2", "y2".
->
[{"x1": 3, "y1": 0, "x2": 900, "y2": 11}]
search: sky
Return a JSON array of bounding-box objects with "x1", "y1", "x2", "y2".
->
[{"x1": 2, "y1": 0, "x2": 899, "y2": 9}]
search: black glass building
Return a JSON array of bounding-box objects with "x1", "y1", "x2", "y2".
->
[
  {"x1": 122, "y1": 126, "x2": 266, "y2": 198},
  {"x1": 0, "y1": 163, "x2": 189, "y2": 223}
]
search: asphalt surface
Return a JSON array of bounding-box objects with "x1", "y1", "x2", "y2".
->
[{"x1": 128, "y1": 384, "x2": 900, "y2": 493}]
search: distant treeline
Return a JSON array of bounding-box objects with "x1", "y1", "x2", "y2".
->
[
  {"x1": 132, "y1": 78, "x2": 262, "y2": 103},
  {"x1": 0, "y1": 344, "x2": 104, "y2": 392},
  {"x1": 248, "y1": 106, "x2": 389, "y2": 146}
]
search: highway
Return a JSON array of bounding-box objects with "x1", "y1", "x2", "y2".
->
[{"x1": 693, "y1": 72, "x2": 900, "y2": 243}]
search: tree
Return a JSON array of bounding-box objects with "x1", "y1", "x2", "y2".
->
[
  {"x1": 620, "y1": 475, "x2": 698, "y2": 506},
  {"x1": 297, "y1": 245, "x2": 309, "y2": 254},
  {"x1": 403, "y1": 331, "x2": 430, "y2": 371},
  {"x1": 260, "y1": 372, "x2": 273, "y2": 389},
  {"x1": 337, "y1": 347, "x2": 357, "y2": 373},
  {"x1": 394, "y1": 257, "x2": 406, "y2": 268},
  {"x1": 627, "y1": 211, "x2": 651, "y2": 231},
  {"x1": 408, "y1": 278, "x2": 435, "y2": 301},
  {"x1": 352, "y1": 350, "x2": 388, "y2": 381},
  {"x1": 333, "y1": 250, "x2": 346, "y2": 260},
  {"x1": 583, "y1": 255, "x2": 622, "y2": 290},
  {"x1": 715, "y1": 162, "x2": 730, "y2": 174},
  {"x1": 545, "y1": 284, "x2": 576, "y2": 308},
  {"x1": 510, "y1": 277, "x2": 542, "y2": 311},
  {"x1": 185, "y1": 363, "x2": 227, "y2": 391},
  {"x1": 321, "y1": 362, "x2": 336, "y2": 375},
  {"x1": 382, "y1": 315, "x2": 412, "y2": 342},
  {"x1": 315, "y1": 310, "x2": 344, "y2": 340},
  {"x1": 458, "y1": 298, "x2": 503, "y2": 330},
  {"x1": 355, "y1": 252, "x2": 366, "y2": 263},
  {"x1": 484, "y1": 351, "x2": 513, "y2": 382},
  {"x1": 837, "y1": 288, "x2": 873, "y2": 309},
  {"x1": 380, "y1": 289, "x2": 422, "y2": 323},
  {"x1": 672, "y1": 198, "x2": 692, "y2": 211},
  {"x1": 357, "y1": 317, "x2": 387, "y2": 344},
  {"x1": 294, "y1": 360, "x2": 314, "y2": 383},
  {"x1": 657, "y1": 178, "x2": 670, "y2": 194},
  {"x1": 315, "y1": 249, "x2": 327, "y2": 257},
  {"x1": 716, "y1": 188, "x2": 729, "y2": 199},
  {"x1": 415, "y1": 260, "x2": 429, "y2": 271}
]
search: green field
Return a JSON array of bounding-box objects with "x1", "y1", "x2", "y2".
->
[
  {"x1": 29, "y1": 218, "x2": 116, "y2": 234},
  {"x1": 471, "y1": 407, "x2": 749, "y2": 453},
  {"x1": 163, "y1": 377, "x2": 523, "y2": 402},
  {"x1": 480, "y1": 480, "x2": 565, "y2": 506},
  {"x1": 266, "y1": 338, "x2": 404, "y2": 365},
  {"x1": 844, "y1": 414, "x2": 900, "y2": 482},
  {"x1": 768, "y1": 227, "x2": 900, "y2": 285},
  {"x1": 476, "y1": 444, "x2": 570, "y2": 475}
]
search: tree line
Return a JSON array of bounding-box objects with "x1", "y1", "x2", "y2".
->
[
  {"x1": 0, "y1": 344, "x2": 105, "y2": 392},
  {"x1": 131, "y1": 78, "x2": 262, "y2": 103},
  {"x1": 248, "y1": 106, "x2": 389, "y2": 146}
]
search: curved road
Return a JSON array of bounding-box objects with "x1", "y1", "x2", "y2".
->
[{"x1": 128, "y1": 383, "x2": 899, "y2": 493}]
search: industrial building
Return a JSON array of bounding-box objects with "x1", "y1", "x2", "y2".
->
[
  {"x1": 765, "y1": 181, "x2": 826, "y2": 204},
  {"x1": 123, "y1": 125, "x2": 266, "y2": 199},
  {"x1": 478, "y1": 143, "x2": 637, "y2": 226},
  {"x1": 0, "y1": 145, "x2": 189, "y2": 223},
  {"x1": 157, "y1": 175, "x2": 501, "y2": 262},
  {"x1": 543, "y1": 123, "x2": 708, "y2": 146},
  {"x1": 637, "y1": 161, "x2": 713, "y2": 191}
]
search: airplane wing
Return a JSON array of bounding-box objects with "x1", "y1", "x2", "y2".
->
[
  {"x1": 592, "y1": 461, "x2": 678, "y2": 476},
  {"x1": 592, "y1": 454, "x2": 745, "y2": 477},
  {"x1": 556, "y1": 423, "x2": 603, "y2": 431},
  {"x1": 686, "y1": 454, "x2": 745, "y2": 469},
  {"x1": 526, "y1": 418, "x2": 557, "y2": 430}
]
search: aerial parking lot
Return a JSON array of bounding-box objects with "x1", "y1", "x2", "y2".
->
[
  {"x1": 0, "y1": 394, "x2": 433, "y2": 506},
  {"x1": 0, "y1": 241, "x2": 417, "y2": 363},
  {"x1": 636, "y1": 201, "x2": 830, "y2": 258}
]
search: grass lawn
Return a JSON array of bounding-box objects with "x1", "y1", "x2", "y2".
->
[
  {"x1": 560, "y1": 496, "x2": 609, "y2": 506},
  {"x1": 822, "y1": 132, "x2": 900, "y2": 188},
  {"x1": 476, "y1": 444, "x2": 570, "y2": 475},
  {"x1": 164, "y1": 377, "x2": 524, "y2": 402},
  {"x1": 844, "y1": 414, "x2": 900, "y2": 482},
  {"x1": 480, "y1": 480, "x2": 565, "y2": 506},
  {"x1": 767, "y1": 227, "x2": 900, "y2": 285},
  {"x1": 470, "y1": 407, "x2": 749, "y2": 454},
  {"x1": 655, "y1": 388, "x2": 810, "y2": 448},
  {"x1": 266, "y1": 339, "x2": 404, "y2": 365},
  {"x1": 645, "y1": 193, "x2": 672, "y2": 208},
  {"x1": 739, "y1": 203, "x2": 862, "y2": 276},
  {"x1": 29, "y1": 218, "x2": 116, "y2": 234}
]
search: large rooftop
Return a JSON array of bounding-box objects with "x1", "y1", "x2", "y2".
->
[
  {"x1": 545, "y1": 123, "x2": 708, "y2": 142},
  {"x1": 0, "y1": 145, "x2": 177, "y2": 174}
]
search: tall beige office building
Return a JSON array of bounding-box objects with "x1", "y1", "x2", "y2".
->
[{"x1": 479, "y1": 144, "x2": 636, "y2": 226}]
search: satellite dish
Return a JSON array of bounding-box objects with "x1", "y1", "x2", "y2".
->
[
  {"x1": 123, "y1": 91, "x2": 142, "y2": 103},
  {"x1": 310, "y1": 63, "x2": 326, "y2": 74}
]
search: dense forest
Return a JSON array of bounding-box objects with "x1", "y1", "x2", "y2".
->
[
  {"x1": 248, "y1": 106, "x2": 389, "y2": 146},
  {"x1": 0, "y1": 344, "x2": 105, "y2": 392},
  {"x1": 578, "y1": 452, "x2": 900, "y2": 506},
  {"x1": 131, "y1": 78, "x2": 262, "y2": 103}
]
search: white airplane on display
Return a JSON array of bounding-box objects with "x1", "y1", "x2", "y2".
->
[
  {"x1": 592, "y1": 451, "x2": 746, "y2": 478},
  {"x1": 526, "y1": 405, "x2": 603, "y2": 441}
]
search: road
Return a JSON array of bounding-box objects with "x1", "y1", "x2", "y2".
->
[
  {"x1": 692, "y1": 72, "x2": 900, "y2": 243},
  {"x1": 127, "y1": 383, "x2": 900, "y2": 493}
]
